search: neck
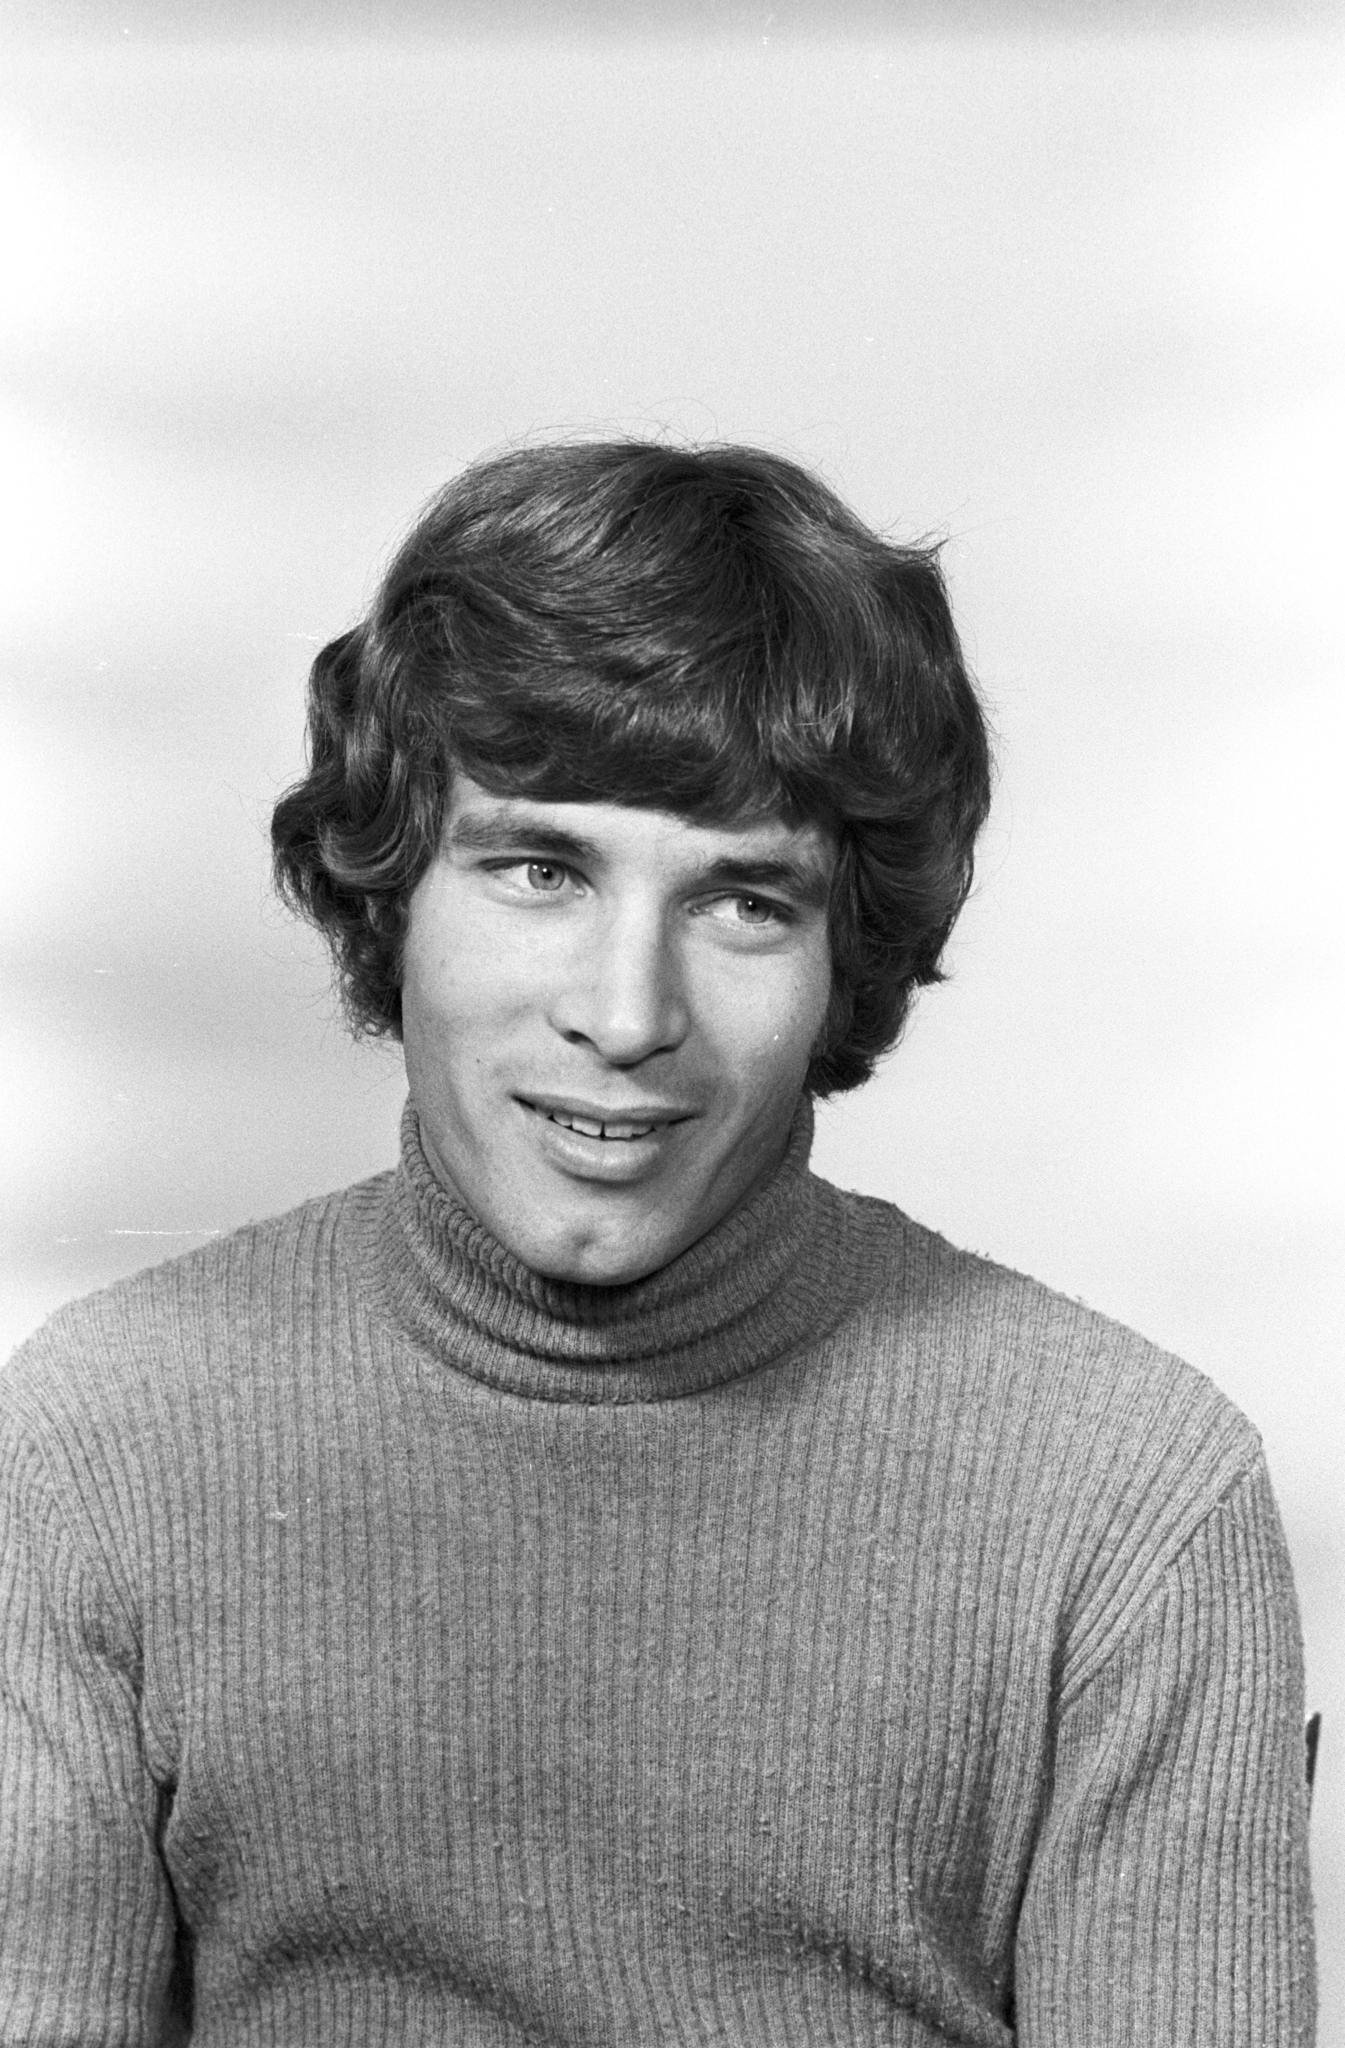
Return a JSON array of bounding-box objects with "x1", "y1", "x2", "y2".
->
[{"x1": 365, "y1": 1095, "x2": 862, "y2": 1403}]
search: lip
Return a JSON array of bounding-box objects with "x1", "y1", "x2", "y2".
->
[
  {"x1": 516, "y1": 1094, "x2": 695, "y2": 1183},
  {"x1": 517, "y1": 1094, "x2": 696, "y2": 1133}
]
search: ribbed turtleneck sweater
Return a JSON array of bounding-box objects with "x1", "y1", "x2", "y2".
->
[{"x1": 0, "y1": 1103, "x2": 1316, "y2": 2045}]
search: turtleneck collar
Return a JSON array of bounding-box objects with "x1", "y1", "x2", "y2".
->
[{"x1": 367, "y1": 1095, "x2": 845, "y2": 1403}]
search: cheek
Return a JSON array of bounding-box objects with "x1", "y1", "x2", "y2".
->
[
  {"x1": 703, "y1": 941, "x2": 832, "y2": 1086},
  {"x1": 400, "y1": 892, "x2": 485, "y2": 1072},
  {"x1": 401, "y1": 887, "x2": 550, "y2": 1061},
  {"x1": 786, "y1": 957, "x2": 835, "y2": 1073},
  {"x1": 778, "y1": 926, "x2": 834, "y2": 1037},
  {"x1": 804, "y1": 931, "x2": 836, "y2": 1033}
]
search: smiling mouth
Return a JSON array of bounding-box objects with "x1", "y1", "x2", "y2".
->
[{"x1": 519, "y1": 1100, "x2": 689, "y2": 1143}]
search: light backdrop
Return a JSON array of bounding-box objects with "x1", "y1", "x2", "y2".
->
[{"x1": 2, "y1": 0, "x2": 1341, "y2": 2017}]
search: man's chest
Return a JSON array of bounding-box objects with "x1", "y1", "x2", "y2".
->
[{"x1": 150, "y1": 1398, "x2": 1055, "y2": 2011}]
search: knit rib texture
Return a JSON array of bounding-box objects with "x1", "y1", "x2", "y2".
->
[{"x1": 0, "y1": 1102, "x2": 1316, "y2": 2045}]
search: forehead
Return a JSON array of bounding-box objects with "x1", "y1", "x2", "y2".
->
[{"x1": 443, "y1": 775, "x2": 835, "y2": 876}]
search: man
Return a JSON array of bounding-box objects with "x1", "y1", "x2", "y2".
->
[{"x1": 0, "y1": 442, "x2": 1315, "y2": 2042}]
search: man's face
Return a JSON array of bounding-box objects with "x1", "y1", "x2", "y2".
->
[{"x1": 400, "y1": 773, "x2": 836, "y2": 1286}]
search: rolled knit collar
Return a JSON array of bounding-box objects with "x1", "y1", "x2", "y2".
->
[{"x1": 370, "y1": 1094, "x2": 845, "y2": 1403}]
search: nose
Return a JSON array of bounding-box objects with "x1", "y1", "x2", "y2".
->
[{"x1": 548, "y1": 902, "x2": 690, "y2": 1066}]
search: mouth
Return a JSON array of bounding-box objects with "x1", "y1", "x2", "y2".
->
[{"x1": 517, "y1": 1098, "x2": 692, "y2": 1143}]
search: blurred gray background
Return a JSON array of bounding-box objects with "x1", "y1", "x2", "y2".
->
[{"x1": 3, "y1": 0, "x2": 1341, "y2": 2022}]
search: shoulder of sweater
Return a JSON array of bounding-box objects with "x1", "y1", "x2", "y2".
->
[
  {"x1": 0, "y1": 1169, "x2": 393, "y2": 1445},
  {"x1": 813, "y1": 1175, "x2": 1266, "y2": 1631},
  {"x1": 1058, "y1": 1454, "x2": 1296, "y2": 1707},
  {"x1": 820, "y1": 1175, "x2": 1255, "y2": 1451}
]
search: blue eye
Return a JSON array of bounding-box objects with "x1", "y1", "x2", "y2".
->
[
  {"x1": 700, "y1": 891, "x2": 785, "y2": 928},
  {"x1": 525, "y1": 861, "x2": 567, "y2": 892},
  {"x1": 735, "y1": 895, "x2": 775, "y2": 924}
]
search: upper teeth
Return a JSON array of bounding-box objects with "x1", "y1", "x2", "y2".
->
[{"x1": 542, "y1": 1108, "x2": 657, "y2": 1140}]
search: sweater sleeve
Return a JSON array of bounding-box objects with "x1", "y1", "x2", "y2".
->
[
  {"x1": 1014, "y1": 1457, "x2": 1316, "y2": 2046},
  {"x1": 0, "y1": 1410, "x2": 188, "y2": 2046}
]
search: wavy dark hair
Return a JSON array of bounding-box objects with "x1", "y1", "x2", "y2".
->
[{"x1": 271, "y1": 440, "x2": 992, "y2": 1095}]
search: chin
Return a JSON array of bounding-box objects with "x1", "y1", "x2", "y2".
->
[
  {"x1": 519, "y1": 1218, "x2": 685, "y2": 1290},
  {"x1": 531, "y1": 1244, "x2": 668, "y2": 1290}
]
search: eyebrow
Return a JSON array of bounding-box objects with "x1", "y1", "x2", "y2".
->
[
  {"x1": 446, "y1": 811, "x2": 834, "y2": 906},
  {"x1": 446, "y1": 815, "x2": 605, "y2": 863},
  {"x1": 693, "y1": 853, "x2": 833, "y2": 907}
]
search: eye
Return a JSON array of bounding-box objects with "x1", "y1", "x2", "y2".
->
[
  {"x1": 703, "y1": 891, "x2": 786, "y2": 927},
  {"x1": 734, "y1": 894, "x2": 777, "y2": 924},
  {"x1": 523, "y1": 860, "x2": 568, "y2": 893}
]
